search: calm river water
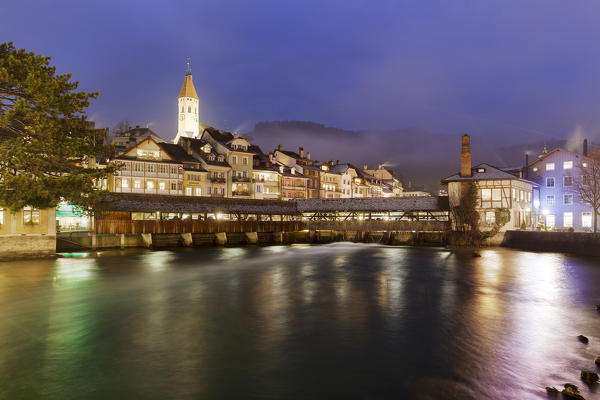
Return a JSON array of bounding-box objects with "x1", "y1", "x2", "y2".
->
[{"x1": 1, "y1": 244, "x2": 600, "y2": 399}]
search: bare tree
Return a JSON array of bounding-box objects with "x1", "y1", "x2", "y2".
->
[
  {"x1": 575, "y1": 148, "x2": 600, "y2": 233},
  {"x1": 112, "y1": 119, "x2": 131, "y2": 136}
]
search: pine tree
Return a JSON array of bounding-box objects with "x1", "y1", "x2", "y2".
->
[{"x1": 0, "y1": 42, "x2": 117, "y2": 210}]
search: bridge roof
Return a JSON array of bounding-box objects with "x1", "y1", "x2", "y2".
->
[
  {"x1": 296, "y1": 196, "x2": 449, "y2": 212},
  {"x1": 99, "y1": 193, "x2": 297, "y2": 215}
]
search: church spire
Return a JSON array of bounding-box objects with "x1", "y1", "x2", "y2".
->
[{"x1": 179, "y1": 58, "x2": 198, "y2": 99}]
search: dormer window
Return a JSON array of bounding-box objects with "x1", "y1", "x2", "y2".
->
[
  {"x1": 208, "y1": 154, "x2": 215, "y2": 161},
  {"x1": 476, "y1": 168, "x2": 485, "y2": 173},
  {"x1": 218, "y1": 155, "x2": 224, "y2": 162},
  {"x1": 202, "y1": 144, "x2": 211, "y2": 154}
]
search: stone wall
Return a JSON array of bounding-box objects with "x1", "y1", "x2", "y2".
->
[
  {"x1": 502, "y1": 230, "x2": 600, "y2": 256},
  {"x1": 0, "y1": 235, "x2": 56, "y2": 259}
]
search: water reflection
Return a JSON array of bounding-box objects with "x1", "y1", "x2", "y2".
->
[{"x1": 0, "y1": 245, "x2": 599, "y2": 399}]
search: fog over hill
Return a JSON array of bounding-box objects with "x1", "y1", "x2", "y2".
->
[{"x1": 247, "y1": 121, "x2": 591, "y2": 192}]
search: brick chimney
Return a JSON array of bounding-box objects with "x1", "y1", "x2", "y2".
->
[
  {"x1": 307, "y1": 151, "x2": 311, "y2": 160},
  {"x1": 460, "y1": 134, "x2": 472, "y2": 177},
  {"x1": 278, "y1": 144, "x2": 282, "y2": 151},
  {"x1": 583, "y1": 139, "x2": 588, "y2": 156},
  {"x1": 299, "y1": 147, "x2": 304, "y2": 158}
]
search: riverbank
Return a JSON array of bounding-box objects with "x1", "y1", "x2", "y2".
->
[{"x1": 502, "y1": 231, "x2": 600, "y2": 257}]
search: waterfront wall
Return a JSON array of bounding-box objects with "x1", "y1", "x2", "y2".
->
[
  {"x1": 0, "y1": 235, "x2": 56, "y2": 259},
  {"x1": 502, "y1": 230, "x2": 600, "y2": 256}
]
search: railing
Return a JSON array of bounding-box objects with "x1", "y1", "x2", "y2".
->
[
  {"x1": 232, "y1": 176, "x2": 250, "y2": 182},
  {"x1": 95, "y1": 220, "x2": 305, "y2": 234},
  {"x1": 232, "y1": 191, "x2": 250, "y2": 196},
  {"x1": 210, "y1": 177, "x2": 226, "y2": 183}
]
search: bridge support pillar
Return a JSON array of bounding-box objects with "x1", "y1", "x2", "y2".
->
[
  {"x1": 181, "y1": 233, "x2": 193, "y2": 247},
  {"x1": 120, "y1": 233, "x2": 125, "y2": 249},
  {"x1": 273, "y1": 232, "x2": 284, "y2": 244},
  {"x1": 141, "y1": 233, "x2": 152, "y2": 248},
  {"x1": 245, "y1": 232, "x2": 258, "y2": 244},
  {"x1": 215, "y1": 232, "x2": 227, "y2": 245}
]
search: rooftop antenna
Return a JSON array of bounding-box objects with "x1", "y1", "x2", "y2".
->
[
  {"x1": 542, "y1": 141, "x2": 548, "y2": 154},
  {"x1": 185, "y1": 57, "x2": 191, "y2": 76}
]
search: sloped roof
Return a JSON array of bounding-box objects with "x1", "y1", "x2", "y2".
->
[
  {"x1": 441, "y1": 163, "x2": 531, "y2": 183},
  {"x1": 179, "y1": 137, "x2": 230, "y2": 167},
  {"x1": 179, "y1": 74, "x2": 198, "y2": 99},
  {"x1": 157, "y1": 142, "x2": 199, "y2": 163},
  {"x1": 296, "y1": 196, "x2": 449, "y2": 212},
  {"x1": 101, "y1": 193, "x2": 297, "y2": 214}
]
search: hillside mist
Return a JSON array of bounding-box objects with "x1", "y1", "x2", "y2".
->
[{"x1": 247, "y1": 121, "x2": 583, "y2": 191}]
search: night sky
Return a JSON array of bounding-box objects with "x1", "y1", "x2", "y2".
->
[{"x1": 3, "y1": 0, "x2": 600, "y2": 186}]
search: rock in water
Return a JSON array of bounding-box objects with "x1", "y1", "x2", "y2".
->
[
  {"x1": 581, "y1": 370, "x2": 599, "y2": 385},
  {"x1": 472, "y1": 251, "x2": 481, "y2": 258},
  {"x1": 578, "y1": 335, "x2": 589, "y2": 344},
  {"x1": 545, "y1": 386, "x2": 559, "y2": 394},
  {"x1": 562, "y1": 383, "x2": 585, "y2": 400},
  {"x1": 595, "y1": 356, "x2": 600, "y2": 365}
]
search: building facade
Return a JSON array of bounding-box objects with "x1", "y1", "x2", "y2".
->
[{"x1": 526, "y1": 147, "x2": 597, "y2": 231}]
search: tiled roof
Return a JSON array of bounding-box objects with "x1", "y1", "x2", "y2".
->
[
  {"x1": 441, "y1": 163, "x2": 527, "y2": 183},
  {"x1": 157, "y1": 142, "x2": 199, "y2": 163},
  {"x1": 296, "y1": 196, "x2": 449, "y2": 212},
  {"x1": 102, "y1": 193, "x2": 297, "y2": 214},
  {"x1": 178, "y1": 137, "x2": 230, "y2": 167}
]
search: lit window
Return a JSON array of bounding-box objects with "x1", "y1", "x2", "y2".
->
[
  {"x1": 546, "y1": 195, "x2": 554, "y2": 206},
  {"x1": 532, "y1": 167, "x2": 538, "y2": 172},
  {"x1": 546, "y1": 163, "x2": 555, "y2": 171},
  {"x1": 23, "y1": 207, "x2": 40, "y2": 225},
  {"x1": 563, "y1": 176, "x2": 573, "y2": 187},
  {"x1": 492, "y1": 189, "x2": 501, "y2": 201},
  {"x1": 481, "y1": 189, "x2": 491, "y2": 201},
  {"x1": 134, "y1": 180, "x2": 141, "y2": 189},
  {"x1": 195, "y1": 188, "x2": 202, "y2": 196},
  {"x1": 583, "y1": 162, "x2": 588, "y2": 168},
  {"x1": 122, "y1": 179, "x2": 129, "y2": 188},
  {"x1": 563, "y1": 161, "x2": 573, "y2": 169},
  {"x1": 582, "y1": 212, "x2": 592, "y2": 228},
  {"x1": 546, "y1": 214, "x2": 555, "y2": 228},
  {"x1": 563, "y1": 212, "x2": 573, "y2": 228},
  {"x1": 159, "y1": 182, "x2": 166, "y2": 190},
  {"x1": 0, "y1": 208, "x2": 4, "y2": 225},
  {"x1": 477, "y1": 168, "x2": 485, "y2": 173},
  {"x1": 563, "y1": 194, "x2": 573, "y2": 205},
  {"x1": 485, "y1": 211, "x2": 495, "y2": 224},
  {"x1": 146, "y1": 180, "x2": 154, "y2": 190},
  {"x1": 546, "y1": 177, "x2": 555, "y2": 188}
]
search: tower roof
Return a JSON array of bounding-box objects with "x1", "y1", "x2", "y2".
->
[{"x1": 179, "y1": 74, "x2": 199, "y2": 99}]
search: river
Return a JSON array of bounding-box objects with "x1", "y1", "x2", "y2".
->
[{"x1": 1, "y1": 244, "x2": 599, "y2": 399}]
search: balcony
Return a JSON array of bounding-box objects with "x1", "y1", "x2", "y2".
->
[
  {"x1": 232, "y1": 176, "x2": 250, "y2": 182},
  {"x1": 210, "y1": 177, "x2": 226, "y2": 183},
  {"x1": 232, "y1": 191, "x2": 250, "y2": 196},
  {"x1": 210, "y1": 193, "x2": 225, "y2": 198}
]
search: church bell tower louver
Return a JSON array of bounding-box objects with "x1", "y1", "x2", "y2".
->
[{"x1": 174, "y1": 58, "x2": 200, "y2": 143}]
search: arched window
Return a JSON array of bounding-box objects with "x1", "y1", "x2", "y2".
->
[
  {"x1": 188, "y1": 106, "x2": 191, "y2": 113},
  {"x1": 181, "y1": 106, "x2": 184, "y2": 112}
]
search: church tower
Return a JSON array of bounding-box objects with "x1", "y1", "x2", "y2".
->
[{"x1": 174, "y1": 59, "x2": 199, "y2": 143}]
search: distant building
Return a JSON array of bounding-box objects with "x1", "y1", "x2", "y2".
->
[
  {"x1": 525, "y1": 141, "x2": 598, "y2": 231},
  {"x1": 111, "y1": 125, "x2": 164, "y2": 155},
  {"x1": 363, "y1": 164, "x2": 403, "y2": 196},
  {"x1": 441, "y1": 135, "x2": 537, "y2": 231}
]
